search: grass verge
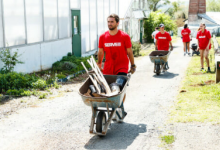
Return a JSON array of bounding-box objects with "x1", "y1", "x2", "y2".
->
[
  {"x1": 170, "y1": 42, "x2": 220, "y2": 123},
  {"x1": 161, "y1": 135, "x2": 175, "y2": 144}
]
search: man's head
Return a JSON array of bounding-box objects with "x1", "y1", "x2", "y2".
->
[
  {"x1": 155, "y1": 27, "x2": 159, "y2": 31},
  {"x1": 107, "y1": 14, "x2": 119, "y2": 30},
  {"x1": 159, "y1": 24, "x2": 165, "y2": 31}
]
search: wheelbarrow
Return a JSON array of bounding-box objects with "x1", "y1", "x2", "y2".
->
[
  {"x1": 149, "y1": 51, "x2": 171, "y2": 75},
  {"x1": 79, "y1": 75, "x2": 129, "y2": 136}
]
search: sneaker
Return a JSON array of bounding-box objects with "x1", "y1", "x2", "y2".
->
[
  {"x1": 188, "y1": 52, "x2": 191, "y2": 56},
  {"x1": 184, "y1": 52, "x2": 186, "y2": 56},
  {"x1": 201, "y1": 68, "x2": 205, "y2": 71},
  {"x1": 207, "y1": 67, "x2": 211, "y2": 72}
]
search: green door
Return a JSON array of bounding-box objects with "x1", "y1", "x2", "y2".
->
[
  {"x1": 71, "y1": 10, "x2": 81, "y2": 57},
  {"x1": 140, "y1": 20, "x2": 143, "y2": 44}
]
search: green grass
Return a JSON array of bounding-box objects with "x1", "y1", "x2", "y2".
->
[
  {"x1": 170, "y1": 43, "x2": 220, "y2": 123},
  {"x1": 161, "y1": 135, "x2": 175, "y2": 144}
]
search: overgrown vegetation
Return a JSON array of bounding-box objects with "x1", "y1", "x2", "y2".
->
[
  {"x1": 0, "y1": 52, "x2": 91, "y2": 97},
  {"x1": 170, "y1": 43, "x2": 220, "y2": 123},
  {"x1": 132, "y1": 41, "x2": 141, "y2": 57},
  {"x1": 143, "y1": 11, "x2": 177, "y2": 43}
]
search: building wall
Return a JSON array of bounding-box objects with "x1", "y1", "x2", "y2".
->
[
  {"x1": 0, "y1": 0, "x2": 119, "y2": 73},
  {"x1": 0, "y1": 0, "x2": 71, "y2": 73}
]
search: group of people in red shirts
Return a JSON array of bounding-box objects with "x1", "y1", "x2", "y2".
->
[
  {"x1": 181, "y1": 23, "x2": 212, "y2": 72},
  {"x1": 96, "y1": 13, "x2": 212, "y2": 120}
]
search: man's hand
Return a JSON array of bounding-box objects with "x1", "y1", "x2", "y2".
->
[
  {"x1": 170, "y1": 45, "x2": 173, "y2": 51},
  {"x1": 97, "y1": 63, "x2": 103, "y2": 72},
  {"x1": 129, "y1": 64, "x2": 136, "y2": 74}
]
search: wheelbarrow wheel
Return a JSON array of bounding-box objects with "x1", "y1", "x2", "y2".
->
[
  {"x1": 156, "y1": 64, "x2": 160, "y2": 75},
  {"x1": 96, "y1": 111, "x2": 106, "y2": 134}
]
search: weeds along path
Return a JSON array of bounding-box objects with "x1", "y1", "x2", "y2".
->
[{"x1": 0, "y1": 39, "x2": 192, "y2": 150}]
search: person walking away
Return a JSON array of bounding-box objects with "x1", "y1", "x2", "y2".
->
[
  {"x1": 181, "y1": 24, "x2": 191, "y2": 56},
  {"x1": 196, "y1": 23, "x2": 212, "y2": 72},
  {"x1": 152, "y1": 27, "x2": 159, "y2": 50},
  {"x1": 97, "y1": 14, "x2": 136, "y2": 121},
  {"x1": 155, "y1": 24, "x2": 173, "y2": 70}
]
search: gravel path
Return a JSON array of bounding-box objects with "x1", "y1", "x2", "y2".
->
[{"x1": 1, "y1": 39, "x2": 219, "y2": 150}]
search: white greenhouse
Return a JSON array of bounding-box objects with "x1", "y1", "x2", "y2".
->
[{"x1": 0, "y1": 0, "x2": 119, "y2": 73}]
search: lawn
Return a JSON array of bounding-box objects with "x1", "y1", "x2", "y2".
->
[{"x1": 170, "y1": 41, "x2": 220, "y2": 123}]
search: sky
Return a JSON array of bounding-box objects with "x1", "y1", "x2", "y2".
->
[{"x1": 119, "y1": 0, "x2": 189, "y2": 18}]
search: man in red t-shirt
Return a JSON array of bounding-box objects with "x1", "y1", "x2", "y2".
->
[
  {"x1": 181, "y1": 24, "x2": 191, "y2": 56},
  {"x1": 97, "y1": 14, "x2": 136, "y2": 121},
  {"x1": 196, "y1": 23, "x2": 212, "y2": 72},
  {"x1": 97, "y1": 14, "x2": 136, "y2": 75},
  {"x1": 155, "y1": 24, "x2": 173, "y2": 51}
]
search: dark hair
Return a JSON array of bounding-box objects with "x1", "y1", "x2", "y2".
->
[
  {"x1": 155, "y1": 27, "x2": 159, "y2": 30},
  {"x1": 184, "y1": 24, "x2": 188, "y2": 29},
  {"x1": 108, "y1": 14, "x2": 119, "y2": 23}
]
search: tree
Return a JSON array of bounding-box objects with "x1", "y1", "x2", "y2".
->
[
  {"x1": 148, "y1": 0, "x2": 170, "y2": 12},
  {"x1": 207, "y1": 0, "x2": 220, "y2": 12},
  {"x1": 143, "y1": 11, "x2": 177, "y2": 43}
]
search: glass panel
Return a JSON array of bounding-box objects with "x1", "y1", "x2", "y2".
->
[
  {"x1": 110, "y1": 0, "x2": 116, "y2": 14},
  {"x1": 115, "y1": 0, "x2": 119, "y2": 15},
  {"x1": 26, "y1": 0, "x2": 43, "y2": 44},
  {"x1": 70, "y1": 0, "x2": 80, "y2": 9},
  {"x1": 81, "y1": 0, "x2": 90, "y2": 52},
  {"x1": 97, "y1": 0, "x2": 104, "y2": 36},
  {"x1": 90, "y1": 0, "x2": 97, "y2": 50},
  {"x1": 73, "y1": 16, "x2": 78, "y2": 35},
  {"x1": 3, "y1": 0, "x2": 26, "y2": 46},
  {"x1": 0, "y1": 0, "x2": 4, "y2": 47},
  {"x1": 104, "y1": 0, "x2": 109, "y2": 31},
  {"x1": 43, "y1": 0, "x2": 58, "y2": 41},
  {"x1": 58, "y1": 0, "x2": 70, "y2": 38}
]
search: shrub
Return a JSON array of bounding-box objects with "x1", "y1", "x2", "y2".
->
[
  {"x1": 0, "y1": 47, "x2": 24, "y2": 73},
  {"x1": 132, "y1": 41, "x2": 141, "y2": 57},
  {"x1": 56, "y1": 73, "x2": 66, "y2": 79},
  {"x1": 32, "y1": 79, "x2": 47, "y2": 90},
  {"x1": 0, "y1": 72, "x2": 39, "y2": 92}
]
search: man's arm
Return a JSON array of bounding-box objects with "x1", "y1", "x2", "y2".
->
[
  {"x1": 97, "y1": 48, "x2": 104, "y2": 70},
  {"x1": 127, "y1": 47, "x2": 134, "y2": 65},
  {"x1": 169, "y1": 41, "x2": 173, "y2": 51}
]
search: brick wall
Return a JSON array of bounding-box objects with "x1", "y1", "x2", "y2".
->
[{"x1": 188, "y1": 0, "x2": 206, "y2": 24}]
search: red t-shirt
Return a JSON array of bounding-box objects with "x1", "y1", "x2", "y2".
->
[
  {"x1": 98, "y1": 30, "x2": 132, "y2": 75},
  {"x1": 196, "y1": 29, "x2": 212, "y2": 50},
  {"x1": 181, "y1": 28, "x2": 191, "y2": 42},
  {"x1": 155, "y1": 31, "x2": 172, "y2": 51}
]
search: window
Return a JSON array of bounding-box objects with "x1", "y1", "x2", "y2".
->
[
  {"x1": 70, "y1": 0, "x2": 80, "y2": 9},
  {"x1": 25, "y1": 0, "x2": 43, "y2": 44},
  {"x1": 81, "y1": 0, "x2": 90, "y2": 52},
  {"x1": 90, "y1": 0, "x2": 97, "y2": 50},
  {"x1": 97, "y1": 0, "x2": 104, "y2": 36},
  {"x1": 110, "y1": 0, "x2": 116, "y2": 14},
  {"x1": 43, "y1": 0, "x2": 58, "y2": 41},
  {"x1": 104, "y1": 0, "x2": 110, "y2": 31},
  {"x1": 0, "y1": 0, "x2": 4, "y2": 47},
  {"x1": 58, "y1": 0, "x2": 70, "y2": 38},
  {"x1": 3, "y1": 0, "x2": 26, "y2": 46}
]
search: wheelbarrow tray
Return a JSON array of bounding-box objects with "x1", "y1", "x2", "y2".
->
[
  {"x1": 79, "y1": 75, "x2": 129, "y2": 109},
  {"x1": 149, "y1": 51, "x2": 171, "y2": 64}
]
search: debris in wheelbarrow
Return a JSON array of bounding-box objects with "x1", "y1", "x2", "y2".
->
[{"x1": 81, "y1": 56, "x2": 120, "y2": 97}]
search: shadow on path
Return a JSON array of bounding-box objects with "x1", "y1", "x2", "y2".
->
[
  {"x1": 84, "y1": 123, "x2": 147, "y2": 149},
  {"x1": 153, "y1": 72, "x2": 179, "y2": 79}
]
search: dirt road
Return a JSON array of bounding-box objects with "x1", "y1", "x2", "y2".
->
[{"x1": 0, "y1": 39, "x2": 195, "y2": 150}]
